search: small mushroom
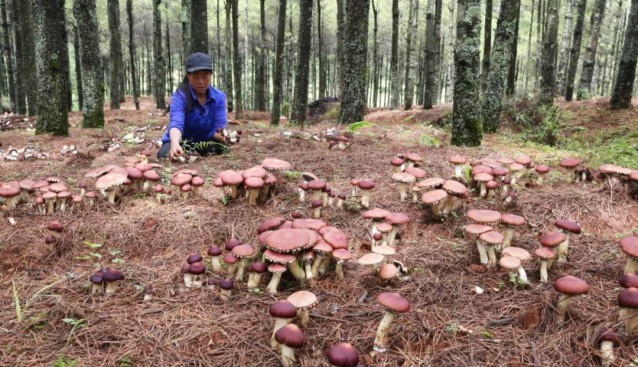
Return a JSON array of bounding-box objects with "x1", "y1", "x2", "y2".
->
[
  {"x1": 89, "y1": 271, "x2": 104, "y2": 295},
  {"x1": 102, "y1": 268, "x2": 125, "y2": 296},
  {"x1": 274, "y1": 324, "x2": 305, "y2": 367},
  {"x1": 332, "y1": 249, "x2": 352, "y2": 280},
  {"x1": 598, "y1": 329, "x2": 620, "y2": 367},
  {"x1": 247, "y1": 261, "x2": 267, "y2": 290},
  {"x1": 392, "y1": 172, "x2": 416, "y2": 202},
  {"x1": 207, "y1": 245, "x2": 223, "y2": 272},
  {"x1": 534, "y1": 247, "x2": 556, "y2": 283},
  {"x1": 269, "y1": 300, "x2": 298, "y2": 349},
  {"x1": 421, "y1": 189, "x2": 448, "y2": 217},
  {"x1": 287, "y1": 290, "x2": 318, "y2": 328},
  {"x1": 374, "y1": 292, "x2": 410, "y2": 353},
  {"x1": 620, "y1": 236, "x2": 638, "y2": 274},
  {"x1": 357, "y1": 180, "x2": 376, "y2": 208},
  {"x1": 501, "y1": 247, "x2": 531, "y2": 284},
  {"x1": 464, "y1": 224, "x2": 493, "y2": 265},
  {"x1": 327, "y1": 342, "x2": 359, "y2": 367},
  {"x1": 218, "y1": 278, "x2": 234, "y2": 300},
  {"x1": 311, "y1": 198, "x2": 323, "y2": 219},
  {"x1": 499, "y1": 256, "x2": 522, "y2": 284},
  {"x1": 266, "y1": 263, "x2": 287, "y2": 294},
  {"x1": 479, "y1": 231, "x2": 504, "y2": 269},
  {"x1": 554, "y1": 219, "x2": 581, "y2": 263},
  {"x1": 618, "y1": 287, "x2": 638, "y2": 333},
  {"x1": 500, "y1": 214, "x2": 527, "y2": 248},
  {"x1": 554, "y1": 275, "x2": 589, "y2": 322}
]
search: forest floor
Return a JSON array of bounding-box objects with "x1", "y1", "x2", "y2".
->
[{"x1": 1, "y1": 96, "x2": 638, "y2": 366}]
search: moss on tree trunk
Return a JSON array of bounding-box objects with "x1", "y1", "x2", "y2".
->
[{"x1": 451, "y1": 0, "x2": 482, "y2": 147}]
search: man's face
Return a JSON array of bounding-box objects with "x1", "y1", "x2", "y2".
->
[{"x1": 188, "y1": 70, "x2": 212, "y2": 96}]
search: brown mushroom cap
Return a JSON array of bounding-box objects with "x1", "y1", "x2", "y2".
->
[
  {"x1": 379, "y1": 263, "x2": 399, "y2": 279},
  {"x1": 600, "y1": 164, "x2": 632, "y2": 176},
  {"x1": 275, "y1": 324, "x2": 305, "y2": 348},
  {"x1": 321, "y1": 227, "x2": 349, "y2": 250},
  {"x1": 261, "y1": 158, "x2": 292, "y2": 171},
  {"x1": 292, "y1": 218, "x2": 327, "y2": 231},
  {"x1": 327, "y1": 342, "x2": 359, "y2": 367},
  {"x1": 421, "y1": 189, "x2": 448, "y2": 204},
  {"x1": 243, "y1": 165, "x2": 268, "y2": 179},
  {"x1": 555, "y1": 219, "x2": 581, "y2": 234},
  {"x1": 102, "y1": 268, "x2": 125, "y2": 282},
  {"x1": 502, "y1": 247, "x2": 531, "y2": 261},
  {"x1": 186, "y1": 252, "x2": 203, "y2": 264},
  {"x1": 554, "y1": 276, "x2": 589, "y2": 295},
  {"x1": 392, "y1": 172, "x2": 416, "y2": 183},
  {"x1": 390, "y1": 157, "x2": 404, "y2": 166},
  {"x1": 619, "y1": 287, "x2": 638, "y2": 308},
  {"x1": 306, "y1": 180, "x2": 327, "y2": 191},
  {"x1": 220, "y1": 171, "x2": 243, "y2": 185},
  {"x1": 598, "y1": 329, "x2": 620, "y2": 346},
  {"x1": 287, "y1": 290, "x2": 318, "y2": 310},
  {"x1": 464, "y1": 224, "x2": 493, "y2": 235},
  {"x1": 358, "y1": 180, "x2": 376, "y2": 189},
  {"x1": 191, "y1": 176, "x2": 205, "y2": 187},
  {"x1": 479, "y1": 231, "x2": 504, "y2": 245},
  {"x1": 207, "y1": 245, "x2": 222, "y2": 257},
  {"x1": 416, "y1": 177, "x2": 445, "y2": 189},
  {"x1": 540, "y1": 232, "x2": 567, "y2": 248},
  {"x1": 376, "y1": 222, "x2": 393, "y2": 233},
  {"x1": 473, "y1": 173, "x2": 494, "y2": 182},
  {"x1": 448, "y1": 155, "x2": 467, "y2": 164},
  {"x1": 620, "y1": 273, "x2": 638, "y2": 288},
  {"x1": 265, "y1": 228, "x2": 310, "y2": 253},
  {"x1": 499, "y1": 255, "x2": 521, "y2": 270},
  {"x1": 225, "y1": 238, "x2": 242, "y2": 251},
  {"x1": 467, "y1": 209, "x2": 502, "y2": 224},
  {"x1": 377, "y1": 292, "x2": 410, "y2": 313},
  {"x1": 258, "y1": 217, "x2": 286, "y2": 234},
  {"x1": 385, "y1": 213, "x2": 410, "y2": 225},
  {"x1": 47, "y1": 220, "x2": 64, "y2": 233},
  {"x1": 621, "y1": 236, "x2": 638, "y2": 258},
  {"x1": 514, "y1": 155, "x2": 532, "y2": 166},
  {"x1": 332, "y1": 248, "x2": 353, "y2": 261},
  {"x1": 95, "y1": 173, "x2": 128, "y2": 190},
  {"x1": 143, "y1": 170, "x2": 161, "y2": 181},
  {"x1": 222, "y1": 253, "x2": 239, "y2": 265},
  {"x1": 362, "y1": 208, "x2": 390, "y2": 220},
  {"x1": 357, "y1": 253, "x2": 385, "y2": 265},
  {"x1": 404, "y1": 153, "x2": 422, "y2": 162},
  {"x1": 188, "y1": 262, "x2": 206, "y2": 275},
  {"x1": 0, "y1": 185, "x2": 20, "y2": 198},
  {"x1": 534, "y1": 247, "x2": 556, "y2": 260},
  {"x1": 269, "y1": 300, "x2": 298, "y2": 318},
  {"x1": 471, "y1": 165, "x2": 493, "y2": 176},
  {"x1": 232, "y1": 244, "x2": 256, "y2": 258},
  {"x1": 491, "y1": 167, "x2": 508, "y2": 177},
  {"x1": 501, "y1": 213, "x2": 527, "y2": 227},
  {"x1": 244, "y1": 176, "x2": 264, "y2": 189},
  {"x1": 171, "y1": 173, "x2": 193, "y2": 187},
  {"x1": 48, "y1": 183, "x2": 69, "y2": 193},
  {"x1": 404, "y1": 167, "x2": 426, "y2": 179},
  {"x1": 372, "y1": 245, "x2": 396, "y2": 256},
  {"x1": 535, "y1": 165, "x2": 550, "y2": 174},
  {"x1": 560, "y1": 158, "x2": 581, "y2": 168},
  {"x1": 268, "y1": 263, "x2": 287, "y2": 274}
]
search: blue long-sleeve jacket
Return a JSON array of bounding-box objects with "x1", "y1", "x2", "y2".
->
[{"x1": 161, "y1": 84, "x2": 227, "y2": 143}]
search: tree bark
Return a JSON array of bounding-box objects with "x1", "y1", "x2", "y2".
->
[
  {"x1": 11, "y1": 0, "x2": 25, "y2": 114},
  {"x1": 577, "y1": 0, "x2": 606, "y2": 100},
  {"x1": 404, "y1": 0, "x2": 419, "y2": 110},
  {"x1": 506, "y1": 0, "x2": 521, "y2": 96},
  {"x1": 225, "y1": 0, "x2": 234, "y2": 112},
  {"x1": 371, "y1": 0, "x2": 379, "y2": 107},
  {"x1": 339, "y1": 0, "x2": 369, "y2": 124},
  {"x1": 255, "y1": 0, "x2": 266, "y2": 110},
  {"x1": 451, "y1": 0, "x2": 482, "y2": 146},
  {"x1": 270, "y1": 0, "x2": 287, "y2": 125},
  {"x1": 74, "y1": 0, "x2": 105, "y2": 128},
  {"x1": 539, "y1": 0, "x2": 559, "y2": 105},
  {"x1": 153, "y1": 0, "x2": 166, "y2": 109},
  {"x1": 565, "y1": 0, "x2": 587, "y2": 101},
  {"x1": 336, "y1": 0, "x2": 345, "y2": 98},
  {"x1": 19, "y1": 0, "x2": 36, "y2": 116},
  {"x1": 232, "y1": 0, "x2": 243, "y2": 118},
  {"x1": 190, "y1": 0, "x2": 207, "y2": 54},
  {"x1": 524, "y1": 0, "x2": 535, "y2": 93},
  {"x1": 482, "y1": 0, "x2": 520, "y2": 132},
  {"x1": 610, "y1": 0, "x2": 638, "y2": 109},
  {"x1": 291, "y1": 0, "x2": 313, "y2": 124},
  {"x1": 317, "y1": 0, "x2": 326, "y2": 99},
  {"x1": 33, "y1": 0, "x2": 69, "y2": 135},
  {"x1": 107, "y1": 0, "x2": 123, "y2": 109},
  {"x1": 556, "y1": 0, "x2": 574, "y2": 96},
  {"x1": 73, "y1": 25, "x2": 84, "y2": 111},
  {"x1": 480, "y1": 0, "x2": 493, "y2": 95},
  {"x1": 182, "y1": 0, "x2": 191, "y2": 58},
  {"x1": 390, "y1": 0, "x2": 400, "y2": 109},
  {"x1": 127, "y1": 0, "x2": 140, "y2": 110}
]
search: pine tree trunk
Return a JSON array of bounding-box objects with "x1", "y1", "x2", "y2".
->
[
  {"x1": 270, "y1": 0, "x2": 287, "y2": 125},
  {"x1": 480, "y1": 0, "x2": 493, "y2": 95},
  {"x1": 74, "y1": 0, "x2": 105, "y2": 128},
  {"x1": 232, "y1": 0, "x2": 243, "y2": 118},
  {"x1": 556, "y1": 0, "x2": 574, "y2": 96},
  {"x1": 390, "y1": 0, "x2": 400, "y2": 109},
  {"x1": 451, "y1": 0, "x2": 482, "y2": 146},
  {"x1": 19, "y1": 0, "x2": 36, "y2": 116},
  {"x1": 404, "y1": 0, "x2": 418, "y2": 110},
  {"x1": 191, "y1": 0, "x2": 207, "y2": 54},
  {"x1": 255, "y1": 0, "x2": 266, "y2": 110},
  {"x1": 610, "y1": 0, "x2": 625, "y2": 93},
  {"x1": 73, "y1": 25, "x2": 84, "y2": 111},
  {"x1": 11, "y1": 0, "x2": 25, "y2": 114},
  {"x1": 339, "y1": 0, "x2": 369, "y2": 124},
  {"x1": 525, "y1": 0, "x2": 535, "y2": 93},
  {"x1": 565, "y1": 0, "x2": 587, "y2": 101},
  {"x1": 182, "y1": 0, "x2": 191, "y2": 57},
  {"x1": 3, "y1": 0, "x2": 15, "y2": 112},
  {"x1": 108, "y1": 0, "x2": 123, "y2": 109},
  {"x1": 318, "y1": 0, "x2": 326, "y2": 99},
  {"x1": 371, "y1": 0, "x2": 379, "y2": 107},
  {"x1": 506, "y1": 0, "x2": 521, "y2": 96},
  {"x1": 610, "y1": 0, "x2": 638, "y2": 109},
  {"x1": 225, "y1": 1, "x2": 234, "y2": 112},
  {"x1": 33, "y1": 0, "x2": 69, "y2": 136},
  {"x1": 127, "y1": 0, "x2": 140, "y2": 110},
  {"x1": 540, "y1": 0, "x2": 559, "y2": 105},
  {"x1": 166, "y1": 21, "x2": 173, "y2": 93},
  {"x1": 291, "y1": 0, "x2": 313, "y2": 124},
  {"x1": 577, "y1": 0, "x2": 606, "y2": 100},
  {"x1": 433, "y1": 0, "x2": 442, "y2": 104},
  {"x1": 482, "y1": 0, "x2": 520, "y2": 132},
  {"x1": 445, "y1": 1, "x2": 456, "y2": 103},
  {"x1": 336, "y1": 0, "x2": 344, "y2": 98},
  {"x1": 534, "y1": 0, "x2": 544, "y2": 89},
  {"x1": 153, "y1": 0, "x2": 166, "y2": 109}
]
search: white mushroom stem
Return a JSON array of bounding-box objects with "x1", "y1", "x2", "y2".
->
[
  {"x1": 539, "y1": 260, "x2": 549, "y2": 283},
  {"x1": 7, "y1": 217, "x2": 16, "y2": 225},
  {"x1": 387, "y1": 226, "x2": 399, "y2": 247},
  {"x1": 322, "y1": 192, "x2": 328, "y2": 207},
  {"x1": 373, "y1": 311, "x2": 395, "y2": 353},
  {"x1": 287, "y1": 260, "x2": 306, "y2": 281},
  {"x1": 271, "y1": 318, "x2": 291, "y2": 349},
  {"x1": 219, "y1": 288, "x2": 231, "y2": 300},
  {"x1": 45, "y1": 198, "x2": 56, "y2": 214},
  {"x1": 311, "y1": 254, "x2": 326, "y2": 277},
  {"x1": 280, "y1": 345, "x2": 296, "y2": 367},
  {"x1": 619, "y1": 307, "x2": 638, "y2": 333},
  {"x1": 227, "y1": 263, "x2": 238, "y2": 279},
  {"x1": 557, "y1": 234, "x2": 570, "y2": 263},
  {"x1": 336, "y1": 198, "x2": 344, "y2": 208},
  {"x1": 625, "y1": 257, "x2": 638, "y2": 274},
  {"x1": 556, "y1": 293, "x2": 574, "y2": 321},
  {"x1": 487, "y1": 245, "x2": 497, "y2": 268},
  {"x1": 517, "y1": 266, "x2": 528, "y2": 284},
  {"x1": 247, "y1": 188, "x2": 260, "y2": 206},
  {"x1": 351, "y1": 185, "x2": 358, "y2": 197},
  {"x1": 91, "y1": 283, "x2": 103, "y2": 295},
  {"x1": 502, "y1": 227, "x2": 515, "y2": 248},
  {"x1": 501, "y1": 185, "x2": 511, "y2": 198},
  {"x1": 304, "y1": 260, "x2": 314, "y2": 280},
  {"x1": 429, "y1": 202, "x2": 444, "y2": 217},
  {"x1": 335, "y1": 260, "x2": 345, "y2": 280},
  {"x1": 298, "y1": 188, "x2": 306, "y2": 202},
  {"x1": 267, "y1": 272, "x2": 283, "y2": 294},
  {"x1": 183, "y1": 273, "x2": 193, "y2": 288},
  {"x1": 398, "y1": 184, "x2": 408, "y2": 202},
  {"x1": 247, "y1": 273, "x2": 263, "y2": 289},
  {"x1": 600, "y1": 340, "x2": 615, "y2": 367},
  {"x1": 104, "y1": 282, "x2": 119, "y2": 296},
  {"x1": 106, "y1": 188, "x2": 118, "y2": 204},
  {"x1": 313, "y1": 206, "x2": 321, "y2": 219},
  {"x1": 318, "y1": 254, "x2": 332, "y2": 275},
  {"x1": 142, "y1": 180, "x2": 151, "y2": 192},
  {"x1": 210, "y1": 256, "x2": 222, "y2": 272},
  {"x1": 299, "y1": 309, "x2": 310, "y2": 328},
  {"x1": 479, "y1": 183, "x2": 487, "y2": 198},
  {"x1": 454, "y1": 165, "x2": 465, "y2": 178},
  {"x1": 361, "y1": 189, "x2": 371, "y2": 208},
  {"x1": 235, "y1": 259, "x2": 249, "y2": 281},
  {"x1": 229, "y1": 185, "x2": 239, "y2": 199},
  {"x1": 476, "y1": 239, "x2": 489, "y2": 265}
]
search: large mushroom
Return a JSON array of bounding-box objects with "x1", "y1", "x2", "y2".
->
[
  {"x1": 620, "y1": 236, "x2": 638, "y2": 274},
  {"x1": 619, "y1": 287, "x2": 638, "y2": 333},
  {"x1": 421, "y1": 189, "x2": 448, "y2": 217},
  {"x1": 95, "y1": 172, "x2": 128, "y2": 204},
  {"x1": 554, "y1": 275, "x2": 589, "y2": 322},
  {"x1": 373, "y1": 292, "x2": 410, "y2": 353},
  {"x1": 385, "y1": 213, "x2": 410, "y2": 247},
  {"x1": 274, "y1": 324, "x2": 305, "y2": 367},
  {"x1": 102, "y1": 268, "x2": 125, "y2": 296},
  {"x1": 219, "y1": 171, "x2": 243, "y2": 199},
  {"x1": 269, "y1": 300, "x2": 298, "y2": 349},
  {"x1": 500, "y1": 214, "x2": 526, "y2": 248},
  {"x1": 392, "y1": 172, "x2": 416, "y2": 202}
]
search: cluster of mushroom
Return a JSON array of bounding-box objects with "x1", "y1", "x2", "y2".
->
[
  {"x1": 85, "y1": 162, "x2": 166, "y2": 204},
  {"x1": 388, "y1": 153, "x2": 425, "y2": 202},
  {"x1": 88, "y1": 268, "x2": 125, "y2": 296},
  {"x1": 177, "y1": 244, "x2": 240, "y2": 300},
  {"x1": 170, "y1": 169, "x2": 205, "y2": 199},
  {"x1": 213, "y1": 158, "x2": 291, "y2": 206},
  {"x1": 298, "y1": 178, "x2": 352, "y2": 216}
]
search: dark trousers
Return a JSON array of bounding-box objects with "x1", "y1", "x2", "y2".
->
[{"x1": 157, "y1": 139, "x2": 228, "y2": 159}]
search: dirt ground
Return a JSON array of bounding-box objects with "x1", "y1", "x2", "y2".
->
[{"x1": 1, "y1": 96, "x2": 638, "y2": 367}]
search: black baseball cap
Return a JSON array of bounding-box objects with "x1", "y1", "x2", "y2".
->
[{"x1": 186, "y1": 52, "x2": 213, "y2": 73}]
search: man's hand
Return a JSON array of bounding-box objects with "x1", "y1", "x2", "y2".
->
[{"x1": 169, "y1": 144, "x2": 184, "y2": 160}]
